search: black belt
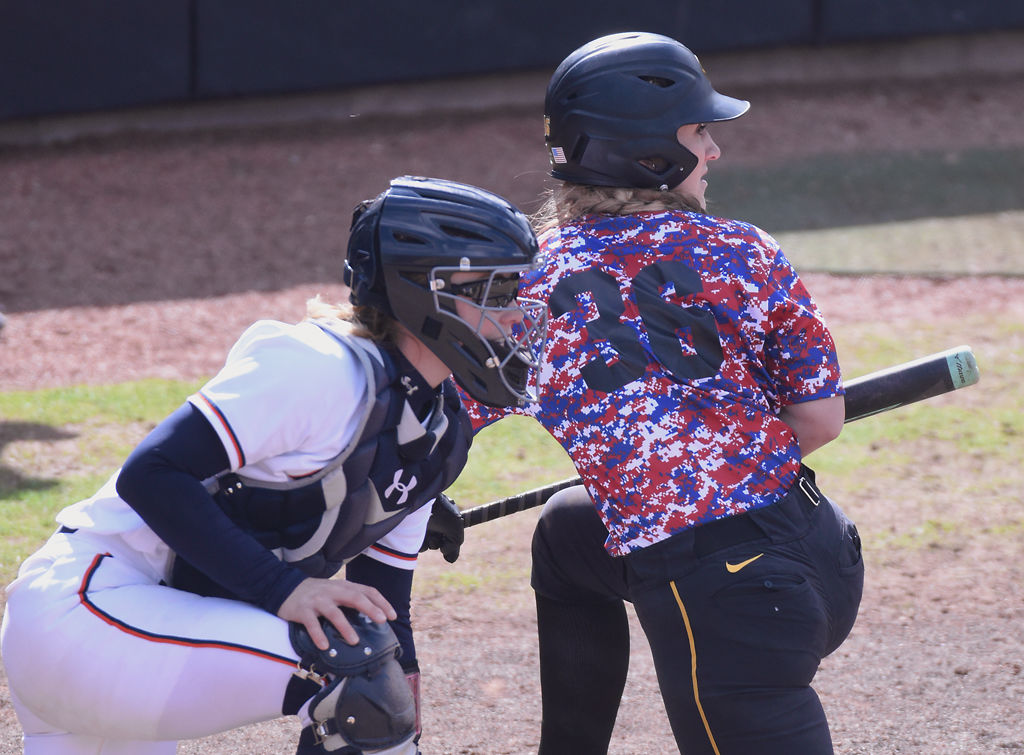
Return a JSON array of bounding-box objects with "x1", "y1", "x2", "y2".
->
[
  {"x1": 58, "y1": 525, "x2": 78, "y2": 534},
  {"x1": 691, "y1": 468, "x2": 821, "y2": 559}
]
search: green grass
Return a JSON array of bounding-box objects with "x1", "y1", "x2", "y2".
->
[
  {"x1": 713, "y1": 146, "x2": 1024, "y2": 233},
  {"x1": 445, "y1": 415, "x2": 577, "y2": 508},
  {"x1": 0, "y1": 379, "x2": 204, "y2": 583},
  {"x1": 826, "y1": 332, "x2": 1019, "y2": 454},
  {"x1": 775, "y1": 212, "x2": 1024, "y2": 277},
  {"x1": 0, "y1": 476, "x2": 109, "y2": 578},
  {"x1": 809, "y1": 316, "x2": 1024, "y2": 552},
  {"x1": 0, "y1": 379, "x2": 204, "y2": 426},
  {"x1": 710, "y1": 146, "x2": 1024, "y2": 276}
]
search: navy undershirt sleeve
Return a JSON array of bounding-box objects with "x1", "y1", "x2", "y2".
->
[
  {"x1": 116, "y1": 402, "x2": 306, "y2": 614},
  {"x1": 346, "y1": 554, "x2": 417, "y2": 671}
]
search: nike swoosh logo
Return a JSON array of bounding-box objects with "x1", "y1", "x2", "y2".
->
[{"x1": 726, "y1": 553, "x2": 765, "y2": 573}]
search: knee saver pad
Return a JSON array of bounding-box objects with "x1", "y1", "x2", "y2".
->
[
  {"x1": 531, "y1": 485, "x2": 608, "y2": 599},
  {"x1": 290, "y1": 613, "x2": 417, "y2": 753},
  {"x1": 531, "y1": 486, "x2": 594, "y2": 559},
  {"x1": 307, "y1": 660, "x2": 417, "y2": 753}
]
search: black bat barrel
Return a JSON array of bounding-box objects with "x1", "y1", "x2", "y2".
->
[{"x1": 842, "y1": 346, "x2": 978, "y2": 422}]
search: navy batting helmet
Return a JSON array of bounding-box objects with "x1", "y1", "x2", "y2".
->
[
  {"x1": 345, "y1": 176, "x2": 547, "y2": 408},
  {"x1": 544, "y1": 31, "x2": 749, "y2": 190}
]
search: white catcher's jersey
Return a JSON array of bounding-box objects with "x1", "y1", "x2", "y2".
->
[
  {"x1": 2, "y1": 318, "x2": 433, "y2": 751},
  {"x1": 55, "y1": 318, "x2": 432, "y2": 577}
]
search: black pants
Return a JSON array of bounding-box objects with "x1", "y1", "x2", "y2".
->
[{"x1": 531, "y1": 468, "x2": 864, "y2": 755}]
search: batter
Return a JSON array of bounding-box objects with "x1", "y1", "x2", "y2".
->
[{"x1": 462, "y1": 32, "x2": 865, "y2": 754}]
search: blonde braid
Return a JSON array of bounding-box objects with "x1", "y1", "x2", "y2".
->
[{"x1": 531, "y1": 183, "x2": 704, "y2": 234}]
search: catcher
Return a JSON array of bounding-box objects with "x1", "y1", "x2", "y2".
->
[{"x1": 1, "y1": 176, "x2": 547, "y2": 754}]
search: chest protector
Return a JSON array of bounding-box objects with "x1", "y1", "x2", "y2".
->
[{"x1": 170, "y1": 327, "x2": 472, "y2": 597}]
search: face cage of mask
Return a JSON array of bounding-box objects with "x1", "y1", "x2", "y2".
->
[{"x1": 429, "y1": 265, "x2": 549, "y2": 404}]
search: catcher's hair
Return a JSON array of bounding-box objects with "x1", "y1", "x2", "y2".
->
[
  {"x1": 531, "y1": 182, "x2": 704, "y2": 234},
  {"x1": 304, "y1": 295, "x2": 400, "y2": 342}
]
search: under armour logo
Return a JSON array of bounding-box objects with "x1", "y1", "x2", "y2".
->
[
  {"x1": 401, "y1": 376, "x2": 419, "y2": 396},
  {"x1": 383, "y1": 469, "x2": 418, "y2": 507}
]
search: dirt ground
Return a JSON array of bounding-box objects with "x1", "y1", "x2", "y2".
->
[{"x1": 1, "y1": 33, "x2": 1023, "y2": 754}]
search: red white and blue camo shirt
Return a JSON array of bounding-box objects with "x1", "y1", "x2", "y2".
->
[{"x1": 464, "y1": 210, "x2": 843, "y2": 556}]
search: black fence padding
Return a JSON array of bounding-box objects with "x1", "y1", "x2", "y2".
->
[
  {"x1": 1, "y1": 0, "x2": 1022, "y2": 121},
  {"x1": 821, "y1": 0, "x2": 1024, "y2": 42},
  {"x1": 0, "y1": 0, "x2": 191, "y2": 120},
  {"x1": 192, "y1": 0, "x2": 815, "y2": 97}
]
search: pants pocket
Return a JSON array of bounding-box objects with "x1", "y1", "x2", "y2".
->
[
  {"x1": 836, "y1": 512, "x2": 863, "y2": 574},
  {"x1": 710, "y1": 566, "x2": 828, "y2": 685},
  {"x1": 824, "y1": 509, "x2": 865, "y2": 655}
]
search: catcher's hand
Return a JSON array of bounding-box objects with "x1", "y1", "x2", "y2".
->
[{"x1": 420, "y1": 493, "x2": 464, "y2": 563}]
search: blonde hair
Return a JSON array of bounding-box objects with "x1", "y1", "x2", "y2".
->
[
  {"x1": 532, "y1": 183, "x2": 704, "y2": 235},
  {"x1": 303, "y1": 294, "x2": 400, "y2": 343}
]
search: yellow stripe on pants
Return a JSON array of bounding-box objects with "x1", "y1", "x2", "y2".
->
[{"x1": 670, "y1": 580, "x2": 722, "y2": 755}]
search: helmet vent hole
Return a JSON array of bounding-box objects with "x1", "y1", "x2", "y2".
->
[
  {"x1": 392, "y1": 231, "x2": 427, "y2": 245},
  {"x1": 638, "y1": 156, "x2": 670, "y2": 174},
  {"x1": 440, "y1": 224, "x2": 490, "y2": 242},
  {"x1": 638, "y1": 75, "x2": 674, "y2": 88}
]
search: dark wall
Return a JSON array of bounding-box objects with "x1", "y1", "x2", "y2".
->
[
  {"x1": 820, "y1": 0, "x2": 1024, "y2": 41},
  {"x1": 2, "y1": 0, "x2": 1023, "y2": 121},
  {"x1": 0, "y1": 1, "x2": 191, "y2": 120},
  {"x1": 192, "y1": 0, "x2": 815, "y2": 97}
]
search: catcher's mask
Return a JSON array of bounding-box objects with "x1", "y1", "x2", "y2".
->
[
  {"x1": 345, "y1": 176, "x2": 547, "y2": 408},
  {"x1": 544, "y1": 31, "x2": 749, "y2": 190}
]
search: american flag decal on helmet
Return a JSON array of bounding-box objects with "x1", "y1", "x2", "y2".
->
[{"x1": 551, "y1": 146, "x2": 567, "y2": 164}]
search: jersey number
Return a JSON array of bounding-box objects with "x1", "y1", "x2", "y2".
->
[{"x1": 549, "y1": 262, "x2": 724, "y2": 393}]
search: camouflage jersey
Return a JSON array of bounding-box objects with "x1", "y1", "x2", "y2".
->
[{"x1": 464, "y1": 210, "x2": 843, "y2": 556}]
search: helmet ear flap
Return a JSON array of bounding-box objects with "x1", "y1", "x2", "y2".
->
[
  {"x1": 345, "y1": 196, "x2": 390, "y2": 313},
  {"x1": 344, "y1": 247, "x2": 373, "y2": 286}
]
